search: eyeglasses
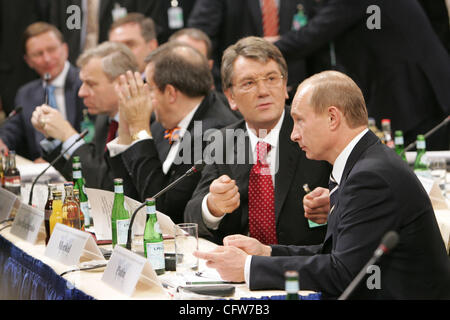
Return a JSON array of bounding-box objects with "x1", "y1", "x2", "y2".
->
[{"x1": 233, "y1": 74, "x2": 284, "y2": 92}]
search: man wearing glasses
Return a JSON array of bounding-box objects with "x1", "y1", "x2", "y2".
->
[{"x1": 185, "y1": 37, "x2": 331, "y2": 246}]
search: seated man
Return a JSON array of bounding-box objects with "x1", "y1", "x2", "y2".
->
[
  {"x1": 194, "y1": 70, "x2": 450, "y2": 299},
  {"x1": 106, "y1": 41, "x2": 239, "y2": 224},
  {"x1": 31, "y1": 42, "x2": 138, "y2": 190},
  {"x1": 0, "y1": 22, "x2": 86, "y2": 161},
  {"x1": 184, "y1": 37, "x2": 331, "y2": 246}
]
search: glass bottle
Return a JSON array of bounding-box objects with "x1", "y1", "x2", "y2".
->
[
  {"x1": 111, "y1": 178, "x2": 130, "y2": 248},
  {"x1": 285, "y1": 270, "x2": 300, "y2": 300},
  {"x1": 4, "y1": 150, "x2": 21, "y2": 197},
  {"x1": 143, "y1": 198, "x2": 165, "y2": 275},
  {"x1": 414, "y1": 134, "x2": 428, "y2": 171},
  {"x1": 72, "y1": 156, "x2": 93, "y2": 228},
  {"x1": 49, "y1": 190, "x2": 63, "y2": 235},
  {"x1": 74, "y1": 189, "x2": 85, "y2": 231},
  {"x1": 381, "y1": 119, "x2": 395, "y2": 148},
  {"x1": 368, "y1": 117, "x2": 384, "y2": 142},
  {"x1": 44, "y1": 184, "x2": 56, "y2": 245},
  {"x1": 394, "y1": 130, "x2": 407, "y2": 162},
  {"x1": 62, "y1": 182, "x2": 82, "y2": 230}
]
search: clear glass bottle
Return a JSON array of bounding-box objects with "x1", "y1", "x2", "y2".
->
[
  {"x1": 49, "y1": 190, "x2": 63, "y2": 235},
  {"x1": 368, "y1": 117, "x2": 385, "y2": 142},
  {"x1": 44, "y1": 184, "x2": 56, "y2": 245},
  {"x1": 62, "y1": 182, "x2": 82, "y2": 230},
  {"x1": 73, "y1": 189, "x2": 85, "y2": 231},
  {"x1": 285, "y1": 270, "x2": 300, "y2": 300},
  {"x1": 72, "y1": 156, "x2": 93, "y2": 228},
  {"x1": 381, "y1": 119, "x2": 394, "y2": 148},
  {"x1": 143, "y1": 198, "x2": 165, "y2": 275},
  {"x1": 111, "y1": 178, "x2": 130, "y2": 248},
  {"x1": 414, "y1": 134, "x2": 428, "y2": 171},
  {"x1": 4, "y1": 150, "x2": 21, "y2": 197},
  {"x1": 394, "y1": 130, "x2": 407, "y2": 162}
]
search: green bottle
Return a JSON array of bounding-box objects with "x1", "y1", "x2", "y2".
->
[
  {"x1": 285, "y1": 270, "x2": 300, "y2": 300},
  {"x1": 143, "y1": 198, "x2": 165, "y2": 275},
  {"x1": 80, "y1": 109, "x2": 95, "y2": 143},
  {"x1": 394, "y1": 130, "x2": 407, "y2": 162},
  {"x1": 72, "y1": 156, "x2": 93, "y2": 228},
  {"x1": 111, "y1": 178, "x2": 130, "y2": 248},
  {"x1": 414, "y1": 135, "x2": 428, "y2": 171}
]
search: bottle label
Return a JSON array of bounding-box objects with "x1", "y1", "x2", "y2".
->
[
  {"x1": 285, "y1": 281, "x2": 299, "y2": 293},
  {"x1": 154, "y1": 221, "x2": 162, "y2": 234},
  {"x1": 73, "y1": 171, "x2": 82, "y2": 179},
  {"x1": 395, "y1": 137, "x2": 404, "y2": 145},
  {"x1": 80, "y1": 201, "x2": 92, "y2": 225},
  {"x1": 417, "y1": 140, "x2": 426, "y2": 149},
  {"x1": 4, "y1": 176, "x2": 21, "y2": 187},
  {"x1": 116, "y1": 219, "x2": 130, "y2": 245},
  {"x1": 114, "y1": 185, "x2": 124, "y2": 194},
  {"x1": 146, "y1": 242, "x2": 165, "y2": 270}
]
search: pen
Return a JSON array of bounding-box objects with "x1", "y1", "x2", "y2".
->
[
  {"x1": 303, "y1": 183, "x2": 311, "y2": 194},
  {"x1": 185, "y1": 281, "x2": 236, "y2": 285}
]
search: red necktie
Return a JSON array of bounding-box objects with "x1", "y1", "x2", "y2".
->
[
  {"x1": 248, "y1": 141, "x2": 277, "y2": 245},
  {"x1": 164, "y1": 127, "x2": 181, "y2": 145},
  {"x1": 105, "y1": 120, "x2": 118, "y2": 150},
  {"x1": 262, "y1": 0, "x2": 279, "y2": 37}
]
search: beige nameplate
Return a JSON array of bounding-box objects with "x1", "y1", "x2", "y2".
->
[
  {"x1": 10, "y1": 202, "x2": 44, "y2": 244},
  {"x1": 0, "y1": 188, "x2": 18, "y2": 222}
]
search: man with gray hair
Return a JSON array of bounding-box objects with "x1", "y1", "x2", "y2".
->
[{"x1": 31, "y1": 41, "x2": 138, "y2": 190}]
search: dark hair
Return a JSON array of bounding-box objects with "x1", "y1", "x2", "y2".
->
[
  {"x1": 144, "y1": 42, "x2": 212, "y2": 97},
  {"x1": 109, "y1": 12, "x2": 157, "y2": 42},
  {"x1": 169, "y1": 28, "x2": 212, "y2": 59},
  {"x1": 22, "y1": 22, "x2": 64, "y2": 55}
]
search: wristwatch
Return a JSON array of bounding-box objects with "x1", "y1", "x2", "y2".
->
[{"x1": 131, "y1": 130, "x2": 151, "y2": 142}]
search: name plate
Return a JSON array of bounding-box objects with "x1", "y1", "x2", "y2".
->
[
  {"x1": 417, "y1": 174, "x2": 448, "y2": 210},
  {"x1": 45, "y1": 223, "x2": 105, "y2": 266},
  {"x1": 10, "y1": 202, "x2": 44, "y2": 244},
  {"x1": 101, "y1": 245, "x2": 166, "y2": 297},
  {"x1": 0, "y1": 188, "x2": 18, "y2": 222}
]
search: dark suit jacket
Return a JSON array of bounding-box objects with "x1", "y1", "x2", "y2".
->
[
  {"x1": 250, "y1": 130, "x2": 450, "y2": 299},
  {"x1": 42, "y1": 114, "x2": 114, "y2": 190},
  {"x1": 274, "y1": 0, "x2": 450, "y2": 149},
  {"x1": 184, "y1": 107, "x2": 332, "y2": 245},
  {"x1": 0, "y1": 64, "x2": 85, "y2": 161},
  {"x1": 107, "y1": 91, "x2": 239, "y2": 224},
  {"x1": 188, "y1": 0, "x2": 309, "y2": 93}
]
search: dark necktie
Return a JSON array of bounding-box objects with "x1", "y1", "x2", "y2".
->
[
  {"x1": 329, "y1": 173, "x2": 339, "y2": 215},
  {"x1": 105, "y1": 120, "x2": 118, "y2": 150},
  {"x1": 248, "y1": 141, "x2": 277, "y2": 245}
]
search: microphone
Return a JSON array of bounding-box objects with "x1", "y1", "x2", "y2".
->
[
  {"x1": 125, "y1": 160, "x2": 206, "y2": 250},
  {"x1": 338, "y1": 231, "x2": 399, "y2": 300},
  {"x1": 403, "y1": 115, "x2": 450, "y2": 153},
  {"x1": 28, "y1": 129, "x2": 89, "y2": 206},
  {"x1": 0, "y1": 106, "x2": 23, "y2": 129}
]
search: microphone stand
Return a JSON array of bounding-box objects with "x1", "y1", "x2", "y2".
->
[
  {"x1": 125, "y1": 161, "x2": 205, "y2": 250},
  {"x1": 28, "y1": 129, "x2": 89, "y2": 206}
]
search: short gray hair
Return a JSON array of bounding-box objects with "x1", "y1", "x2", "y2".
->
[{"x1": 76, "y1": 41, "x2": 138, "y2": 81}]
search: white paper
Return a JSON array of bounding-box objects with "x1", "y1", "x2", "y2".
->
[
  {"x1": 17, "y1": 162, "x2": 64, "y2": 182},
  {"x1": 85, "y1": 188, "x2": 176, "y2": 241}
]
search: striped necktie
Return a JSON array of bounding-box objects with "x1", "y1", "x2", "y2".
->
[{"x1": 329, "y1": 174, "x2": 339, "y2": 215}]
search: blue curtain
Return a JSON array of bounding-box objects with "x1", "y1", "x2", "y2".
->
[{"x1": 0, "y1": 235, "x2": 94, "y2": 300}]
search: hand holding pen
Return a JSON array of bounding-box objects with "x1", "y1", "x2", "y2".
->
[{"x1": 302, "y1": 184, "x2": 330, "y2": 225}]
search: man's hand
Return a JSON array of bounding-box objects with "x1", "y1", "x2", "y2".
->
[
  {"x1": 223, "y1": 234, "x2": 272, "y2": 257},
  {"x1": 31, "y1": 105, "x2": 77, "y2": 142},
  {"x1": 115, "y1": 70, "x2": 153, "y2": 138},
  {"x1": 0, "y1": 138, "x2": 9, "y2": 154},
  {"x1": 303, "y1": 187, "x2": 330, "y2": 224},
  {"x1": 207, "y1": 175, "x2": 240, "y2": 217},
  {"x1": 193, "y1": 246, "x2": 247, "y2": 283}
]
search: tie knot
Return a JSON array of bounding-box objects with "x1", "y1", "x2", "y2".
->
[
  {"x1": 256, "y1": 141, "x2": 271, "y2": 164},
  {"x1": 164, "y1": 127, "x2": 181, "y2": 145}
]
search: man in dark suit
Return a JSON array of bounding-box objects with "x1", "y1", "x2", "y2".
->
[
  {"x1": 106, "y1": 42, "x2": 238, "y2": 223},
  {"x1": 194, "y1": 71, "x2": 450, "y2": 299},
  {"x1": 184, "y1": 37, "x2": 331, "y2": 246},
  {"x1": 188, "y1": 0, "x2": 310, "y2": 96},
  {"x1": 0, "y1": 22, "x2": 85, "y2": 162},
  {"x1": 31, "y1": 41, "x2": 138, "y2": 190},
  {"x1": 270, "y1": 0, "x2": 450, "y2": 150}
]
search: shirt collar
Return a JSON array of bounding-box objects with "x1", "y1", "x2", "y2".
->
[
  {"x1": 45, "y1": 61, "x2": 70, "y2": 89},
  {"x1": 175, "y1": 104, "x2": 201, "y2": 137},
  {"x1": 332, "y1": 128, "x2": 369, "y2": 184},
  {"x1": 246, "y1": 109, "x2": 285, "y2": 153}
]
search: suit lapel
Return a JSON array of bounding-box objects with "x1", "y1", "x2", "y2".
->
[{"x1": 64, "y1": 65, "x2": 77, "y2": 126}]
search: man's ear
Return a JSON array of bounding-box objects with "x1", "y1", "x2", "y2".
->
[
  {"x1": 224, "y1": 88, "x2": 238, "y2": 111},
  {"x1": 164, "y1": 84, "x2": 177, "y2": 103},
  {"x1": 328, "y1": 105, "x2": 341, "y2": 130}
]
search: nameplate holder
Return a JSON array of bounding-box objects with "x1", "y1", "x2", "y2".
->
[
  {"x1": 45, "y1": 223, "x2": 105, "y2": 266},
  {"x1": 0, "y1": 188, "x2": 18, "y2": 222},
  {"x1": 10, "y1": 202, "x2": 44, "y2": 244},
  {"x1": 101, "y1": 245, "x2": 166, "y2": 297}
]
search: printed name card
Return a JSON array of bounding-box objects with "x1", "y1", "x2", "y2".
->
[
  {"x1": 0, "y1": 188, "x2": 18, "y2": 222},
  {"x1": 10, "y1": 202, "x2": 44, "y2": 244},
  {"x1": 101, "y1": 245, "x2": 166, "y2": 297},
  {"x1": 45, "y1": 223, "x2": 105, "y2": 266}
]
